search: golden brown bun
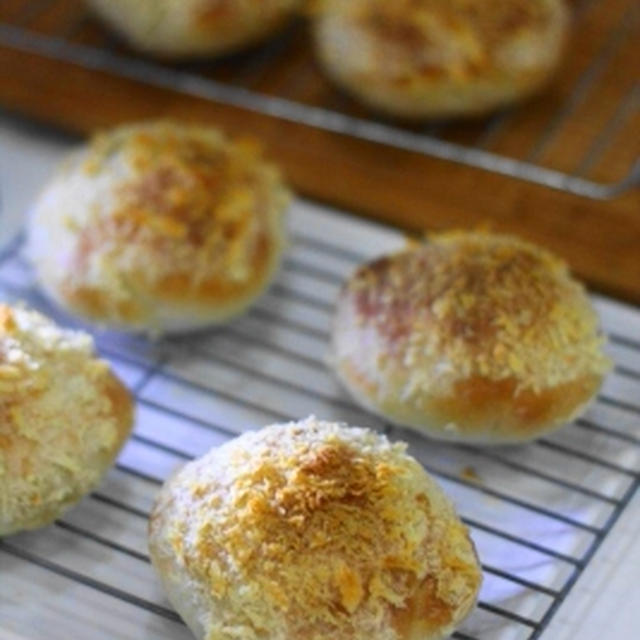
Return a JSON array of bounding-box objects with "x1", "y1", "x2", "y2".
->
[
  {"x1": 331, "y1": 232, "x2": 612, "y2": 444},
  {"x1": 86, "y1": 0, "x2": 303, "y2": 59},
  {"x1": 28, "y1": 121, "x2": 290, "y2": 334},
  {"x1": 148, "y1": 417, "x2": 482, "y2": 640},
  {"x1": 0, "y1": 304, "x2": 133, "y2": 536},
  {"x1": 312, "y1": 0, "x2": 570, "y2": 118}
]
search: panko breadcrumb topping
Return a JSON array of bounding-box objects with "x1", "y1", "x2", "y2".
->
[
  {"x1": 76, "y1": 122, "x2": 286, "y2": 288},
  {"x1": 315, "y1": 0, "x2": 566, "y2": 80},
  {"x1": 346, "y1": 231, "x2": 611, "y2": 397},
  {"x1": 0, "y1": 304, "x2": 93, "y2": 390},
  {"x1": 150, "y1": 418, "x2": 481, "y2": 640},
  {"x1": 0, "y1": 304, "x2": 130, "y2": 535}
]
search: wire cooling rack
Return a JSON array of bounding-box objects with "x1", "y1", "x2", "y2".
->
[
  {"x1": 0, "y1": 0, "x2": 638, "y2": 199},
  {"x1": 0, "y1": 201, "x2": 639, "y2": 640}
]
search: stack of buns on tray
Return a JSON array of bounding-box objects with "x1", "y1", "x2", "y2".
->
[{"x1": 85, "y1": 0, "x2": 570, "y2": 119}]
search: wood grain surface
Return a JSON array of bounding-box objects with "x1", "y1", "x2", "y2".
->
[{"x1": 0, "y1": 0, "x2": 638, "y2": 302}]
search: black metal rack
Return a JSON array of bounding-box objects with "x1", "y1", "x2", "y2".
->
[{"x1": 1, "y1": 203, "x2": 639, "y2": 639}]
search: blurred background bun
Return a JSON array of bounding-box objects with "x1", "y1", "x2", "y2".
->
[
  {"x1": 28, "y1": 120, "x2": 289, "y2": 333},
  {"x1": 312, "y1": 0, "x2": 570, "y2": 118},
  {"x1": 86, "y1": 0, "x2": 303, "y2": 58}
]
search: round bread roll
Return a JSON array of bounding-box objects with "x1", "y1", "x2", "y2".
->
[
  {"x1": 149, "y1": 417, "x2": 482, "y2": 640},
  {"x1": 332, "y1": 232, "x2": 612, "y2": 444},
  {"x1": 28, "y1": 121, "x2": 289, "y2": 333},
  {"x1": 312, "y1": 0, "x2": 570, "y2": 118},
  {"x1": 0, "y1": 304, "x2": 133, "y2": 536},
  {"x1": 86, "y1": 0, "x2": 303, "y2": 58}
]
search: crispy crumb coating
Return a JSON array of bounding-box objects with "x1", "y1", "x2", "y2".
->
[
  {"x1": 86, "y1": 0, "x2": 303, "y2": 58},
  {"x1": 28, "y1": 121, "x2": 289, "y2": 333},
  {"x1": 312, "y1": 0, "x2": 570, "y2": 118},
  {"x1": 0, "y1": 304, "x2": 133, "y2": 535},
  {"x1": 148, "y1": 418, "x2": 482, "y2": 640},
  {"x1": 332, "y1": 231, "x2": 611, "y2": 443}
]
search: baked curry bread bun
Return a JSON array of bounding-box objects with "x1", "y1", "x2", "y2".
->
[
  {"x1": 28, "y1": 121, "x2": 289, "y2": 333},
  {"x1": 148, "y1": 417, "x2": 482, "y2": 640},
  {"x1": 332, "y1": 232, "x2": 611, "y2": 444},
  {"x1": 312, "y1": 0, "x2": 570, "y2": 118},
  {"x1": 0, "y1": 304, "x2": 133, "y2": 536},
  {"x1": 86, "y1": 0, "x2": 303, "y2": 59}
]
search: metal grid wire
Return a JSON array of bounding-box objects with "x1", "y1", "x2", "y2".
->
[
  {"x1": 0, "y1": 0, "x2": 638, "y2": 199},
  {"x1": 1, "y1": 203, "x2": 639, "y2": 640}
]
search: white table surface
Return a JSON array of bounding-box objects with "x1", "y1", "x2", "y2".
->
[{"x1": 1, "y1": 113, "x2": 638, "y2": 640}]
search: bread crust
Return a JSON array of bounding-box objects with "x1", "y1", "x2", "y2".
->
[
  {"x1": 0, "y1": 305, "x2": 133, "y2": 535},
  {"x1": 87, "y1": 0, "x2": 303, "y2": 59},
  {"x1": 331, "y1": 232, "x2": 611, "y2": 444},
  {"x1": 28, "y1": 121, "x2": 289, "y2": 333},
  {"x1": 312, "y1": 0, "x2": 570, "y2": 118},
  {"x1": 148, "y1": 418, "x2": 482, "y2": 640}
]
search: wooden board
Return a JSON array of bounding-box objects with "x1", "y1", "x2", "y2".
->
[{"x1": 0, "y1": 0, "x2": 639, "y2": 302}]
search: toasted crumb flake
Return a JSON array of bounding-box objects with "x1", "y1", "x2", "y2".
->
[
  {"x1": 346, "y1": 231, "x2": 611, "y2": 399},
  {"x1": 0, "y1": 304, "x2": 127, "y2": 535},
  {"x1": 149, "y1": 418, "x2": 481, "y2": 639}
]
